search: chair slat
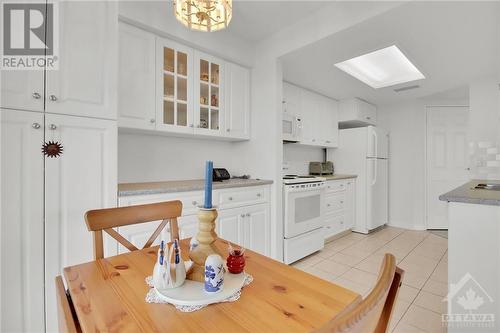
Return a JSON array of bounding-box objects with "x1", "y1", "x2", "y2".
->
[
  {"x1": 143, "y1": 219, "x2": 168, "y2": 249},
  {"x1": 104, "y1": 228, "x2": 139, "y2": 252}
]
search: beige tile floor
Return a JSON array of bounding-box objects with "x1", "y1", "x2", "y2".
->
[{"x1": 291, "y1": 226, "x2": 448, "y2": 333}]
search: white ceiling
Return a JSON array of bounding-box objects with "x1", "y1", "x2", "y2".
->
[
  {"x1": 281, "y1": 1, "x2": 500, "y2": 106},
  {"x1": 227, "y1": 1, "x2": 328, "y2": 43}
]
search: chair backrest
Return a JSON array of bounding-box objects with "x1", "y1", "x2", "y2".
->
[
  {"x1": 85, "y1": 200, "x2": 183, "y2": 259},
  {"x1": 55, "y1": 275, "x2": 80, "y2": 333},
  {"x1": 316, "y1": 253, "x2": 404, "y2": 333}
]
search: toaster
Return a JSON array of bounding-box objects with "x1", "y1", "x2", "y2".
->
[{"x1": 309, "y1": 161, "x2": 334, "y2": 175}]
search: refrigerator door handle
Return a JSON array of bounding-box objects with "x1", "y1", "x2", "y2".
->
[
  {"x1": 372, "y1": 159, "x2": 377, "y2": 186},
  {"x1": 372, "y1": 129, "x2": 378, "y2": 158}
]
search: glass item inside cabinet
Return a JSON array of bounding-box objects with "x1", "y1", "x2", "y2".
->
[
  {"x1": 164, "y1": 101, "x2": 175, "y2": 125},
  {"x1": 177, "y1": 51, "x2": 187, "y2": 76},
  {"x1": 164, "y1": 48, "x2": 174, "y2": 73}
]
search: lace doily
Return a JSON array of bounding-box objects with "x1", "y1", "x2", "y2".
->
[{"x1": 145, "y1": 274, "x2": 253, "y2": 312}]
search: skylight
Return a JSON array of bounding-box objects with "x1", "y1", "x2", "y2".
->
[{"x1": 334, "y1": 45, "x2": 425, "y2": 89}]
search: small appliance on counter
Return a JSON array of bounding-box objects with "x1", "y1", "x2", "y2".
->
[
  {"x1": 309, "y1": 161, "x2": 334, "y2": 175},
  {"x1": 212, "y1": 168, "x2": 230, "y2": 181}
]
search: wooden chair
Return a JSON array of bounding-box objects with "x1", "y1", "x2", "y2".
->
[
  {"x1": 55, "y1": 276, "x2": 80, "y2": 333},
  {"x1": 316, "y1": 253, "x2": 404, "y2": 333},
  {"x1": 85, "y1": 200, "x2": 182, "y2": 259}
]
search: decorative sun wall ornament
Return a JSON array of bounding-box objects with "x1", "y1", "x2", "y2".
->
[
  {"x1": 173, "y1": 0, "x2": 232, "y2": 32},
  {"x1": 42, "y1": 141, "x2": 64, "y2": 158}
]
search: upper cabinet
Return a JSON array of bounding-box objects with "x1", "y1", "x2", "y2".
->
[
  {"x1": 283, "y1": 82, "x2": 338, "y2": 148},
  {"x1": 194, "y1": 51, "x2": 224, "y2": 136},
  {"x1": 339, "y1": 98, "x2": 377, "y2": 129},
  {"x1": 117, "y1": 23, "x2": 250, "y2": 141},
  {"x1": 45, "y1": 1, "x2": 117, "y2": 120},
  {"x1": 0, "y1": 1, "x2": 118, "y2": 120},
  {"x1": 156, "y1": 37, "x2": 194, "y2": 134},
  {"x1": 225, "y1": 63, "x2": 250, "y2": 140},
  {"x1": 118, "y1": 23, "x2": 156, "y2": 129}
]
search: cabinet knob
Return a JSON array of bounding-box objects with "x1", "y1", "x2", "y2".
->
[
  {"x1": 327, "y1": 204, "x2": 331, "y2": 207},
  {"x1": 240, "y1": 214, "x2": 245, "y2": 218},
  {"x1": 192, "y1": 201, "x2": 197, "y2": 206},
  {"x1": 32, "y1": 92, "x2": 41, "y2": 99},
  {"x1": 228, "y1": 197, "x2": 233, "y2": 201},
  {"x1": 49, "y1": 95, "x2": 57, "y2": 102},
  {"x1": 246, "y1": 213, "x2": 251, "y2": 217},
  {"x1": 226, "y1": 128, "x2": 230, "y2": 132},
  {"x1": 150, "y1": 119, "x2": 155, "y2": 124},
  {"x1": 366, "y1": 116, "x2": 371, "y2": 120},
  {"x1": 49, "y1": 124, "x2": 57, "y2": 130},
  {"x1": 256, "y1": 193, "x2": 261, "y2": 197},
  {"x1": 326, "y1": 140, "x2": 331, "y2": 143},
  {"x1": 32, "y1": 122, "x2": 41, "y2": 129},
  {"x1": 189, "y1": 124, "x2": 194, "y2": 128},
  {"x1": 312, "y1": 139, "x2": 316, "y2": 142},
  {"x1": 340, "y1": 201, "x2": 344, "y2": 204}
]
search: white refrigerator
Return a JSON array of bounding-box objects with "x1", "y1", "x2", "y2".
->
[{"x1": 329, "y1": 126, "x2": 389, "y2": 234}]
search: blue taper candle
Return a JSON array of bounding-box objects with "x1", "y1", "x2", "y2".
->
[{"x1": 204, "y1": 160, "x2": 213, "y2": 208}]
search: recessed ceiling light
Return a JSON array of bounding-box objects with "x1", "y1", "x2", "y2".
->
[{"x1": 334, "y1": 45, "x2": 425, "y2": 89}]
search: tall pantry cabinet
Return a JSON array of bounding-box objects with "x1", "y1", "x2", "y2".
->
[{"x1": 0, "y1": 1, "x2": 118, "y2": 332}]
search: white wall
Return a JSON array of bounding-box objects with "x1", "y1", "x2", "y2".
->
[{"x1": 283, "y1": 144, "x2": 324, "y2": 176}]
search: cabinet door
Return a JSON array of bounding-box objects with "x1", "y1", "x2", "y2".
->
[
  {"x1": 0, "y1": 109, "x2": 45, "y2": 332},
  {"x1": 45, "y1": 1, "x2": 117, "y2": 119},
  {"x1": 299, "y1": 89, "x2": 320, "y2": 145},
  {"x1": 217, "y1": 208, "x2": 244, "y2": 245},
  {"x1": 194, "y1": 51, "x2": 224, "y2": 136},
  {"x1": 156, "y1": 37, "x2": 194, "y2": 133},
  {"x1": 118, "y1": 23, "x2": 156, "y2": 129},
  {"x1": 225, "y1": 63, "x2": 249, "y2": 140},
  {"x1": 117, "y1": 221, "x2": 171, "y2": 254},
  {"x1": 320, "y1": 97, "x2": 339, "y2": 148},
  {"x1": 44, "y1": 114, "x2": 117, "y2": 332},
  {"x1": 243, "y1": 204, "x2": 270, "y2": 256},
  {"x1": 344, "y1": 179, "x2": 356, "y2": 230},
  {"x1": 1, "y1": 71, "x2": 44, "y2": 112},
  {"x1": 283, "y1": 82, "x2": 301, "y2": 116},
  {"x1": 179, "y1": 215, "x2": 199, "y2": 239}
]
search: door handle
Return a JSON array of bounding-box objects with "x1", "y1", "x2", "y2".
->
[
  {"x1": 32, "y1": 92, "x2": 41, "y2": 99},
  {"x1": 49, "y1": 95, "x2": 58, "y2": 102}
]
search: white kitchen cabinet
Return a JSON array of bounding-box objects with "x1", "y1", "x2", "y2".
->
[
  {"x1": 194, "y1": 51, "x2": 224, "y2": 136},
  {"x1": 339, "y1": 98, "x2": 377, "y2": 128},
  {"x1": 156, "y1": 37, "x2": 195, "y2": 134},
  {"x1": 324, "y1": 178, "x2": 356, "y2": 239},
  {"x1": 0, "y1": 71, "x2": 44, "y2": 112},
  {"x1": 283, "y1": 82, "x2": 339, "y2": 148},
  {"x1": 1, "y1": 109, "x2": 45, "y2": 332},
  {"x1": 45, "y1": 1, "x2": 117, "y2": 120},
  {"x1": 44, "y1": 114, "x2": 117, "y2": 332},
  {"x1": 217, "y1": 208, "x2": 244, "y2": 245},
  {"x1": 118, "y1": 22, "x2": 156, "y2": 129},
  {"x1": 224, "y1": 63, "x2": 250, "y2": 140}
]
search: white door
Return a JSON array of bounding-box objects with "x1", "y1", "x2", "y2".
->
[
  {"x1": 243, "y1": 204, "x2": 270, "y2": 256},
  {"x1": 194, "y1": 51, "x2": 224, "y2": 136},
  {"x1": 156, "y1": 37, "x2": 194, "y2": 134},
  {"x1": 44, "y1": 114, "x2": 117, "y2": 332},
  {"x1": 217, "y1": 208, "x2": 244, "y2": 245},
  {"x1": 366, "y1": 158, "x2": 388, "y2": 230},
  {"x1": 118, "y1": 22, "x2": 156, "y2": 129},
  {"x1": 45, "y1": 1, "x2": 117, "y2": 119},
  {"x1": 426, "y1": 106, "x2": 469, "y2": 229},
  {"x1": 225, "y1": 63, "x2": 250, "y2": 140},
  {"x1": 1, "y1": 109, "x2": 45, "y2": 332},
  {"x1": 1, "y1": 71, "x2": 45, "y2": 112}
]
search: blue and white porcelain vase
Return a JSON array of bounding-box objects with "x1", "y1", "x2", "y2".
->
[{"x1": 204, "y1": 254, "x2": 224, "y2": 293}]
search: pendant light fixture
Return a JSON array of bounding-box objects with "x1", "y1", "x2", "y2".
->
[{"x1": 173, "y1": 0, "x2": 232, "y2": 32}]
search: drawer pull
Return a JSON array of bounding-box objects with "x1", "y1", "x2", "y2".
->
[
  {"x1": 228, "y1": 197, "x2": 233, "y2": 201},
  {"x1": 246, "y1": 213, "x2": 251, "y2": 217},
  {"x1": 327, "y1": 204, "x2": 331, "y2": 207},
  {"x1": 340, "y1": 201, "x2": 344, "y2": 204},
  {"x1": 256, "y1": 193, "x2": 261, "y2": 197},
  {"x1": 241, "y1": 214, "x2": 245, "y2": 218},
  {"x1": 192, "y1": 201, "x2": 197, "y2": 206}
]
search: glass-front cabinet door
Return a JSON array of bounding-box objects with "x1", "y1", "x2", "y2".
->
[
  {"x1": 156, "y1": 38, "x2": 193, "y2": 133},
  {"x1": 194, "y1": 52, "x2": 224, "y2": 136}
]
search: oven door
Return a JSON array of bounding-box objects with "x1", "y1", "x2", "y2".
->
[{"x1": 284, "y1": 186, "x2": 324, "y2": 238}]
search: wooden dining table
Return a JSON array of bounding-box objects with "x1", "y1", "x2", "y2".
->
[{"x1": 63, "y1": 238, "x2": 361, "y2": 332}]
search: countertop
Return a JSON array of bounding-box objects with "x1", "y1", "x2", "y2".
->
[
  {"x1": 439, "y1": 180, "x2": 500, "y2": 206},
  {"x1": 318, "y1": 174, "x2": 357, "y2": 181},
  {"x1": 118, "y1": 178, "x2": 273, "y2": 196}
]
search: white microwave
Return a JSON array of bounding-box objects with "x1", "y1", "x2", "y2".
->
[{"x1": 282, "y1": 112, "x2": 302, "y2": 142}]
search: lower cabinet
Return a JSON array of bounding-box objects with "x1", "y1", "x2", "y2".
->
[
  {"x1": 323, "y1": 178, "x2": 356, "y2": 239},
  {"x1": 117, "y1": 186, "x2": 271, "y2": 257},
  {"x1": 0, "y1": 109, "x2": 117, "y2": 332},
  {"x1": 217, "y1": 204, "x2": 270, "y2": 256}
]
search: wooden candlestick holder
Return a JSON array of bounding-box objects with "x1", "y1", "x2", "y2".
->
[{"x1": 186, "y1": 207, "x2": 223, "y2": 282}]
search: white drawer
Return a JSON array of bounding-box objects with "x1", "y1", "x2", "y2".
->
[
  {"x1": 325, "y1": 180, "x2": 347, "y2": 193},
  {"x1": 284, "y1": 228, "x2": 324, "y2": 264},
  {"x1": 325, "y1": 193, "x2": 346, "y2": 213},
  {"x1": 118, "y1": 191, "x2": 205, "y2": 216},
  {"x1": 324, "y1": 214, "x2": 346, "y2": 238},
  {"x1": 218, "y1": 186, "x2": 267, "y2": 209}
]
